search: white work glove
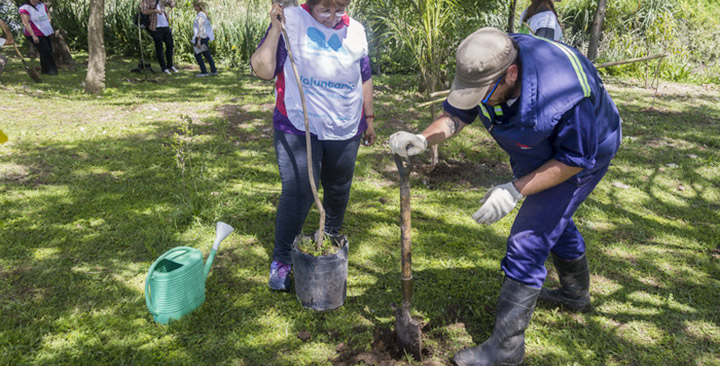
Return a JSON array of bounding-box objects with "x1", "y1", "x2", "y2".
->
[
  {"x1": 472, "y1": 182, "x2": 524, "y2": 225},
  {"x1": 389, "y1": 131, "x2": 427, "y2": 157}
]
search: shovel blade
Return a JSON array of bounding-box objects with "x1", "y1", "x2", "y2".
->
[
  {"x1": 26, "y1": 66, "x2": 42, "y2": 83},
  {"x1": 395, "y1": 301, "x2": 422, "y2": 361}
]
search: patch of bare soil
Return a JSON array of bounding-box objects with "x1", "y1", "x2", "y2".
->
[
  {"x1": 332, "y1": 326, "x2": 401, "y2": 366},
  {"x1": 331, "y1": 323, "x2": 454, "y2": 366},
  {"x1": 216, "y1": 103, "x2": 275, "y2": 142},
  {"x1": 418, "y1": 159, "x2": 511, "y2": 189}
]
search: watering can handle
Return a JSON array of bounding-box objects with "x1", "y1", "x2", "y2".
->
[{"x1": 144, "y1": 246, "x2": 195, "y2": 316}]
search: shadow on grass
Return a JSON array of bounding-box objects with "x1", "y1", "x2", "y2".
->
[{"x1": 0, "y1": 69, "x2": 719, "y2": 365}]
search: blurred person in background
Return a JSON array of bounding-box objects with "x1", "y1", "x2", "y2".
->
[
  {"x1": 191, "y1": 0, "x2": 217, "y2": 77},
  {"x1": 141, "y1": 0, "x2": 177, "y2": 74},
  {"x1": 520, "y1": 0, "x2": 563, "y2": 42},
  {"x1": 19, "y1": 0, "x2": 57, "y2": 75}
]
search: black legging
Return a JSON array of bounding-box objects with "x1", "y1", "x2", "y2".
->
[
  {"x1": 26, "y1": 35, "x2": 57, "y2": 75},
  {"x1": 271, "y1": 130, "x2": 361, "y2": 264},
  {"x1": 149, "y1": 27, "x2": 174, "y2": 71}
]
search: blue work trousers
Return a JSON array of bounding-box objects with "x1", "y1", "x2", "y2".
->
[
  {"x1": 502, "y1": 166, "x2": 609, "y2": 288},
  {"x1": 272, "y1": 130, "x2": 361, "y2": 264}
]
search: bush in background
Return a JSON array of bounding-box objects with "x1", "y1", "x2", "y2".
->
[
  {"x1": 552, "y1": 0, "x2": 720, "y2": 84},
  {"x1": 45, "y1": 0, "x2": 269, "y2": 67},
  {"x1": 24, "y1": 0, "x2": 720, "y2": 84}
]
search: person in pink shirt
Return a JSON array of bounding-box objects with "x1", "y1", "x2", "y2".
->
[{"x1": 19, "y1": 0, "x2": 57, "y2": 75}]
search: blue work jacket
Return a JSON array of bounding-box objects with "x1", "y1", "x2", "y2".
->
[{"x1": 445, "y1": 34, "x2": 622, "y2": 185}]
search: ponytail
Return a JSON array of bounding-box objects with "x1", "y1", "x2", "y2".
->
[{"x1": 522, "y1": 0, "x2": 557, "y2": 23}]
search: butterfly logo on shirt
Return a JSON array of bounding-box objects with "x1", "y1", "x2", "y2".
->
[{"x1": 306, "y1": 27, "x2": 348, "y2": 54}]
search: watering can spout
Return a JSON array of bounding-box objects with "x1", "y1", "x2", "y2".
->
[{"x1": 204, "y1": 222, "x2": 234, "y2": 279}]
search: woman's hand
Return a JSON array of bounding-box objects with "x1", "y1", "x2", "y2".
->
[
  {"x1": 31, "y1": 35, "x2": 39, "y2": 44},
  {"x1": 363, "y1": 123, "x2": 376, "y2": 146},
  {"x1": 270, "y1": 3, "x2": 284, "y2": 32}
]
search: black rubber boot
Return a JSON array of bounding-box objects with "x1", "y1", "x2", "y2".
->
[
  {"x1": 538, "y1": 253, "x2": 591, "y2": 312},
  {"x1": 453, "y1": 277, "x2": 540, "y2": 366}
]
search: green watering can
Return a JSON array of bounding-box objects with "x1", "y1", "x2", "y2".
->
[{"x1": 145, "y1": 222, "x2": 234, "y2": 324}]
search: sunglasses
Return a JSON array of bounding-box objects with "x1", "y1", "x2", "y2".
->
[
  {"x1": 481, "y1": 74, "x2": 504, "y2": 104},
  {"x1": 315, "y1": 9, "x2": 346, "y2": 19}
]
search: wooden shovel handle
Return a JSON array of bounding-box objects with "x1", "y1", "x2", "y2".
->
[
  {"x1": 278, "y1": 11, "x2": 325, "y2": 248},
  {"x1": 394, "y1": 155, "x2": 414, "y2": 303}
]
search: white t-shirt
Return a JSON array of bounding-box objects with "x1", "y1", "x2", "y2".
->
[
  {"x1": 156, "y1": 3, "x2": 169, "y2": 28},
  {"x1": 281, "y1": 6, "x2": 369, "y2": 140},
  {"x1": 521, "y1": 9, "x2": 563, "y2": 42},
  {"x1": 193, "y1": 12, "x2": 214, "y2": 42},
  {"x1": 19, "y1": 3, "x2": 54, "y2": 37}
]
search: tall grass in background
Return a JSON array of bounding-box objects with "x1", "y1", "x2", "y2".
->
[
  {"x1": 351, "y1": 0, "x2": 507, "y2": 75},
  {"x1": 43, "y1": 0, "x2": 720, "y2": 83},
  {"x1": 168, "y1": 0, "x2": 269, "y2": 66},
  {"x1": 48, "y1": 0, "x2": 270, "y2": 67},
  {"x1": 518, "y1": 0, "x2": 720, "y2": 84},
  {"x1": 360, "y1": 0, "x2": 459, "y2": 92}
]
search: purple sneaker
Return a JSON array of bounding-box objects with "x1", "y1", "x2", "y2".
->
[{"x1": 269, "y1": 260, "x2": 292, "y2": 291}]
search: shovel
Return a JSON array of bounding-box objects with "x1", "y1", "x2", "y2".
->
[
  {"x1": 273, "y1": 0, "x2": 326, "y2": 248},
  {"x1": 11, "y1": 43, "x2": 42, "y2": 83},
  {"x1": 393, "y1": 154, "x2": 422, "y2": 360}
]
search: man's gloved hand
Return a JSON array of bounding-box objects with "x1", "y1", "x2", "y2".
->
[
  {"x1": 472, "y1": 182, "x2": 524, "y2": 225},
  {"x1": 389, "y1": 131, "x2": 427, "y2": 157}
]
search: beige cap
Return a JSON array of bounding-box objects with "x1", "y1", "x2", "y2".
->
[{"x1": 447, "y1": 27, "x2": 517, "y2": 110}]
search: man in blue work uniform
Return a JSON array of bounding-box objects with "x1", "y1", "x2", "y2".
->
[{"x1": 389, "y1": 27, "x2": 621, "y2": 366}]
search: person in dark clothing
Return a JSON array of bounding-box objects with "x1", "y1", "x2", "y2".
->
[
  {"x1": 390, "y1": 27, "x2": 622, "y2": 365},
  {"x1": 18, "y1": 0, "x2": 57, "y2": 75},
  {"x1": 141, "y1": 0, "x2": 177, "y2": 74}
]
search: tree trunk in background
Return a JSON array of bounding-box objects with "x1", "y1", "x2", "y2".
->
[
  {"x1": 587, "y1": 0, "x2": 608, "y2": 61},
  {"x1": 52, "y1": 29, "x2": 76, "y2": 71},
  {"x1": 85, "y1": 0, "x2": 106, "y2": 94},
  {"x1": 507, "y1": 0, "x2": 518, "y2": 33}
]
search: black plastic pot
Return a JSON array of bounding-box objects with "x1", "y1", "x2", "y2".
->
[{"x1": 291, "y1": 233, "x2": 349, "y2": 311}]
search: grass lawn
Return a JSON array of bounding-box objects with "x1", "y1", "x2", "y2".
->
[{"x1": 0, "y1": 53, "x2": 719, "y2": 366}]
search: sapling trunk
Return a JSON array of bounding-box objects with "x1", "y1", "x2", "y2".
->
[{"x1": 277, "y1": 10, "x2": 325, "y2": 250}]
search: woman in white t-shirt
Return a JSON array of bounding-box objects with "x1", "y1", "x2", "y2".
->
[
  {"x1": 520, "y1": 0, "x2": 563, "y2": 42},
  {"x1": 19, "y1": 0, "x2": 58, "y2": 75},
  {"x1": 191, "y1": 1, "x2": 216, "y2": 76},
  {"x1": 251, "y1": 0, "x2": 376, "y2": 292}
]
